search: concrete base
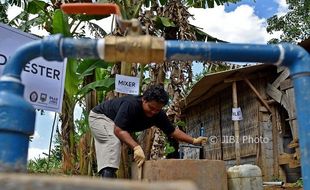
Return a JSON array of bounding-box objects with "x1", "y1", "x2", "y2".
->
[
  {"x1": 131, "y1": 159, "x2": 228, "y2": 190},
  {"x1": 0, "y1": 173, "x2": 198, "y2": 190}
]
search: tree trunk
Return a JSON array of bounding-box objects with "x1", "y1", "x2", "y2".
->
[
  {"x1": 138, "y1": 127, "x2": 156, "y2": 159},
  {"x1": 79, "y1": 74, "x2": 97, "y2": 175},
  {"x1": 60, "y1": 91, "x2": 76, "y2": 174},
  {"x1": 78, "y1": 132, "x2": 92, "y2": 175}
]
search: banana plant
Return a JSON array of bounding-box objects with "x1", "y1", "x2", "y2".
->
[{"x1": 50, "y1": 5, "x2": 114, "y2": 175}]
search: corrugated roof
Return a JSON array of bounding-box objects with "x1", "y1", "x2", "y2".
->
[{"x1": 184, "y1": 64, "x2": 277, "y2": 108}]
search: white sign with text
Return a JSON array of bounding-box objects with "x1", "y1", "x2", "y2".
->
[
  {"x1": 115, "y1": 74, "x2": 140, "y2": 95},
  {"x1": 0, "y1": 23, "x2": 66, "y2": 113},
  {"x1": 232, "y1": 107, "x2": 243, "y2": 121}
]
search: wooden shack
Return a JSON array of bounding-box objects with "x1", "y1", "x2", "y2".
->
[{"x1": 181, "y1": 64, "x2": 301, "y2": 182}]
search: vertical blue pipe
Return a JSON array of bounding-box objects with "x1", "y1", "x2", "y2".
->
[
  {"x1": 292, "y1": 76, "x2": 310, "y2": 187},
  {"x1": 0, "y1": 34, "x2": 100, "y2": 172},
  {"x1": 0, "y1": 40, "x2": 41, "y2": 172},
  {"x1": 165, "y1": 40, "x2": 310, "y2": 188},
  {"x1": 0, "y1": 81, "x2": 35, "y2": 172},
  {"x1": 282, "y1": 44, "x2": 310, "y2": 188}
]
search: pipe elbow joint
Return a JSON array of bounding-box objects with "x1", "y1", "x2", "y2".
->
[
  {"x1": 41, "y1": 34, "x2": 64, "y2": 62},
  {"x1": 280, "y1": 43, "x2": 310, "y2": 76}
]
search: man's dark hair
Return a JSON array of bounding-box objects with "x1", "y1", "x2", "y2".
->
[{"x1": 142, "y1": 84, "x2": 169, "y2": 105}]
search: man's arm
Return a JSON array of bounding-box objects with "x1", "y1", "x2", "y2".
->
[
  {"x1": 170, "y1": 128, "x2": 208, "y2": 145},
  {"x1": 170, "y1": 128, "x2": 195, "y2": 144},
  {"x1": 114, "y1": 125, "x2": 139, "y2": 149},
  {"x1": 114, "y1": 125, "x2": 145, "y2": 167}
]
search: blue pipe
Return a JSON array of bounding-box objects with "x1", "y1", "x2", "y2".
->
[
  {"x1": 166, "y1": 40, "x2": 310, "y2": 188},
  {"x1": 165, "y1": 41, "x2": 282, "y2": 63},
  {"x1": 0, "y1": 80, "x2": 35, "y2": 172},
  {"x1": 0, "y1": 34, "x2": 100, "y2": 172},
  {"x1": 1, "y1": 35, "x2": 310, "y2": 188},
  {"x1": 2, "y1": 34, "x2": 100, "y2": 78},
  {"x1": 166, "y1": 40, "x2": 310, "y2": 75}
]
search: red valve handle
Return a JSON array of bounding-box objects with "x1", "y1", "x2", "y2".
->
[{"x1": 61, "y1": 3, "x2": 121, "y2": 16}]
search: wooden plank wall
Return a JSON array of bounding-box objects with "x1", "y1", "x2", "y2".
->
[
  {"x1": 236, "y1": 80, "x2": 259, "y2": 159},
  {"x1": 202, "y1": 97, "x2": 221, "y2": 160},
  {"x1": 185, "y1": 80, "x2": 261, "y2": 161},
  {"x1": 220, "y1": 87, "x2": 234, "y2": 161},
  {"x1": 184, "y1": 70, "x2": 279, "y2": 180}
]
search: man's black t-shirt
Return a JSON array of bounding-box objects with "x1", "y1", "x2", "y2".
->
[{"x1": 92, "y1": 95, "x2": 175, "y2": 135}]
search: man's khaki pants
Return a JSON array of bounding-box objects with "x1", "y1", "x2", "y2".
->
[{"x1": 89, "y1": 111, "x2": 121, "y2": 172}]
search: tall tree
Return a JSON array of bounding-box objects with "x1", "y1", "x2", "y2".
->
[{"x1": 267, "y1": 0, "x2": 310, "y2": 43}]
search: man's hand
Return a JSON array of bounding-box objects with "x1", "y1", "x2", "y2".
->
[
  {"x1": 133, "y1": 145, "x2": 145, "y2": 168},
  {"x1": 192, "y1": 136, "x2": 208, "y2": 145}
]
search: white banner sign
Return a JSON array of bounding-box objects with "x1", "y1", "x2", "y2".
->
[
  {"x1": 232, "y1": 107, "x2": 243, "y2": 121},
  {"x1": 115, "y1": 74, "x2": 140, "y2": 95},
  {"x1": 0, "y1": 23, "x2": 66, "y2": 113}
]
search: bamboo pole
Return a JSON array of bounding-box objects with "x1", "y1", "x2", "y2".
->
[
  {"x1": 232, "y1": 81, "x2": 241, "y2": 165},
  {"x1": 118, "y1": 62, "x2": 132, "y2": 178}
]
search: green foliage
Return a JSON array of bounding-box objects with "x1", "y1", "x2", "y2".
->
[
  {"x1": 65, "y1": 59, "x2": 80, "y2": 102},
  {"x1": 8, "y1": 10, "x2": 31, "y2": 32},
  {"x1": 87, "y1": 22, "x2": 107, "y2": 37},
  {"x1": 0, "y1": 3, "x2": 9, "y2": 23},
  {"x1": 187, "y1": 0, "x2": 240, "y2": 8},
  {"x1": 27, "y1": 0, "x2": 46, "y2": 14},
  {"x1": 175, "y1": 120, "x2": 186, "y2": 128},
  {"x1": 27, "y1": 149, "x2": 62, "y2": 174},
  {"x1": 295, "y1": 178, "x2": 303, "y2": 187},
  {"x1": 95, "y1": 68, "x2": 113, "y2": 103},
  {"x1": 27, "y1": 107, "x2": 62, "y2": 174},
  {"x1": 164, "y1": 141, "x2": 175, "y2": 156},
  {"x1": 5, "y1": 0, "x2": 49, "y2": 32},
  {"x1": 155, "y1": 16, "x2": 176, "y2": 29},
  {"x1": 77, "y1": 59, "x2": 112, "y2": 79},
  {"x1": 114, "y1": 0, "x2": 143, "y2": 19},
  {"x1": 77, "y1": 78, "x2": 115, "y2": 96},
  {"x1": 159, "y1": 0, "x2": 168, "y2": 6},
  {"x1": 75, "y1": 108, "x2": 89, "y2": 137},
  {"x1": 28, "y1": 157, "x2": 49, "y2": 173},
  {"x1": 6, "y1": 0, "x2": 27, "y2": 7},
  {"x1": 141, "y1": 0, "x2": 241, "y2": 8},
  {"x1": 193, "y1": 62, "x2": 219, "y2": 81},
  {"x1": 53, "y1": 9, "x2": 71, "y2": 36},
  {"x1": 267, "y1": 0, "x2": 310, "y2": 43}
]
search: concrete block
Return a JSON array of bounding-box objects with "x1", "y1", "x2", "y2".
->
[
  {"x1": 132, "y1": 159, "x2": 227, "y2": 190},
  {"x1": 0, "y1": 173, "x2": 198, "y2": 190}
]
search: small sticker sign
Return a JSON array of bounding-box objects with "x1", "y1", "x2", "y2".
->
[
  {"x1": 115, "y1": 74, "x2": 140, "y2": 95},
  {"x1": 232, "y1": 107, "x2": 243, "y2": 121}
]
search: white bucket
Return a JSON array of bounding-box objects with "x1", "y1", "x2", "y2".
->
[{"x1": 227, "y1": 164, "x2": 263, "y2": 190}]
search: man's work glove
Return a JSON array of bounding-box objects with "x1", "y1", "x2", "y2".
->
[
  {"x1": 192, "y1": 137, "x2": 208, "y2": 145},
  {"x1": 133, "y1": 145, "x2": 145, "y2": 168}
]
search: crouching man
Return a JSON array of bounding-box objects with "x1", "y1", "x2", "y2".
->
[{"x1": 89, "y1": 84, "x2": 207, "y2": 178}]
